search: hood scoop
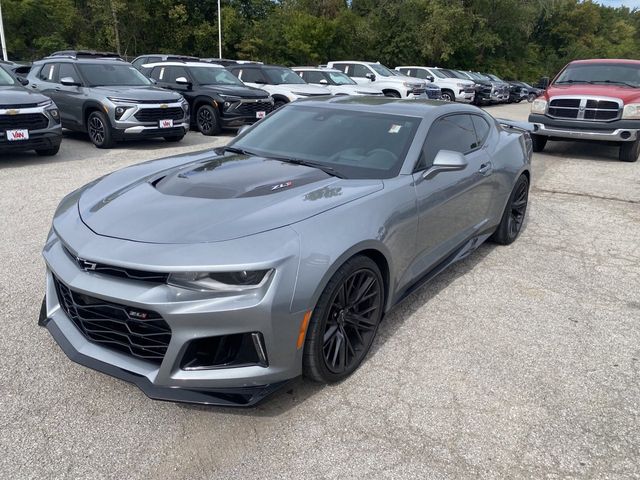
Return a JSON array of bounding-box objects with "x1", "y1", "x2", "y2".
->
[{"x1": 152, "y1": 155, "x2": 329, "y2": 199}]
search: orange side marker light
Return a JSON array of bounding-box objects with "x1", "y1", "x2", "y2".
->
[{"x1": 296, "y1": 310, "x2": 313, "y2": 350}]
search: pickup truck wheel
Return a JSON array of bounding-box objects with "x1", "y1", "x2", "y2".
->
[
  {"x1": 441, "y1": 90, "x2": 455, "y2": 102},
  {"x1": 87, "y1": 111, "x2": 114, "y2": 149},
  {"x1": 619, "y1": 138, "x2": 640, "y2": 162},
  {"x1": 196, "y1": 104, "x2": 221, "y2": 136},
  {"x1": 531, "y1": 134, "x2": 547, "y2": 152},
  {"x1": 383, "y1": 90, "x2": 401, "y2": 98}
]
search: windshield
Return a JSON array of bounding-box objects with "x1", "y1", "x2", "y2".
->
[
  {"x1": 555, "y1": 62, "x2": 640, "y2": 87},
  {"x1": 77, "y1": 63, "x2": 151, "y2": 87},
  {"x1": 369, "y1": 64, "x2": 394, "y2": 77},
  {"x1": 0, "y1": 67, "x2": 16, "y2": 86},
  {"x1": 264, "y1": 67, "x2": 306, "y2": 85},
  {"x1": 231, "y1": 105, "x2": 420, "y2": 179},
  {"x1": 190, "y1": 66, "x2": 244, "y2": 86},
  {"x1": 327, "y1": 71, "x2": 356, "y2": 85},
  {"x1": 487, "y1": 74, "x2": 502, "y2": 82}
]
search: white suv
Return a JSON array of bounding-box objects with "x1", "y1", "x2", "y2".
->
[
  {"x1": 292, "y1": 67, "x2": 383, "y2": 96},
  {"x1": 395, "y1": 66, "x2": 475, "y2": 103},
  {"x1": 326, "y1": 61, "x2": 426, "y2": 98}
]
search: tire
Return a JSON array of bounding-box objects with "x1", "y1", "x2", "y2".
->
[
  {"x1": 303, "y1": 255, "x2": 385, "y2": 383},
  {"x1": 384, "y1": 90, "x2": 401, "y2": 98},
  {"x1": 531, "y1": 134, "x2": 547, "y2": 152},
  {"x1": 490, "y1": 174, "x2": 529, "y2": 245},
  {"x1": 441, "y1": 90, "x2": 455, "y2": 102},
  {"x1": 164, "y1": 135, "x2": 185, "y2": 143},
  {"x1": 273, "y1": 99, "x2": 288, "y2": 110},
  {"x1": 527, "y1": 93, "x2": 536, "y2": 103},
  {"x1": 35, "y1": 144, "x2": 60, "y2": 156},
  {"x1": 87, "y1": 111, "x2": 114, "y2": 148},
  {"x1": 619, "y1": 138, "x2": 640, "y2": 162},
  {"x1": 196, "y1": 104, "x2": 221, "y2": 136}
]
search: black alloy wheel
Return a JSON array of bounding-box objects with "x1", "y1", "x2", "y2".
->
[
  {"x1": 491, "y1": 174, "x2": 529, "y2": 245},
  {"x1": 196, "y1": 104, "x2": 221, "y2": 136},
  {"x1": 303, "y1": 255, "x2": 385, "y2": 382},
  {"x1": 87, "y1": 111, "x2": 114, "y2": 148}
]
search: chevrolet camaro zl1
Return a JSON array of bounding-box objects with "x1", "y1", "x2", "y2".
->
[{"x1": 40, "y1": 96, "x2": 532, "y2": 406}]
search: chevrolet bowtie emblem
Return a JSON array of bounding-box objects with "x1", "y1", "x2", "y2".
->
[
  {"x1": 160, "y1": 104, "x2": 168, "y2": 109},
  {"x1": 6, "y1": 109, "x2": 19, "y2": 115}
]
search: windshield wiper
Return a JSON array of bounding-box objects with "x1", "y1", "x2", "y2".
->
[
  {"x1": 555, "y1": 80, "x2": 596, "y2": 85},
  {"x1": 268, "y1": 155, "x2": 345, "y2": 179},
  {"x1": 220, "y1": 146, "x2": 259, "y2": 156},
  {"x1": 593, "y1": 80, "x2": 638, "y2": 88}
]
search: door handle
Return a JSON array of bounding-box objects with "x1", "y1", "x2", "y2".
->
[
  {"x1": 31, "y1": 84, "x2": 38, "y2": 89},
  {"x1": 478, "y1": 162, "x2": 493, "y2": 176}
]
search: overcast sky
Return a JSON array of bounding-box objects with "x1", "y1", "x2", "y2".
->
[{"x1": 597, "y1": 0, "x2": 640, "y2": 8}]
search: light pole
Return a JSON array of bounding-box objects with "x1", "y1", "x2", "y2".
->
[
  {"x1": 0, "y1": 0, "x2": 8, "y2": 61},
  {"x1": 218, "y1": 0, "x2": 222, "y2": 59}
]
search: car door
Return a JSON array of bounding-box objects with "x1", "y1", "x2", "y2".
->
[
  {"x1": 411, "y1": 114, "x2": 494, "y2": 271},
  {"x1": 52, "y1": 62, "x2": 84, "y2": 128},
  {"x1": 348, "y1": 64, "x2": 374, "y2": 85}
]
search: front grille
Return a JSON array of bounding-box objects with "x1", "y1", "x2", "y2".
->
[
  {"x1": 0, "y1": 103, "x2": 39, "y2": 109},
  {"x1": 134, "y1": 107, "x2": 184, "y2": 122},
  {"x1": 54, "y1": 276, "x2": 172, "y2": 363},
  {"x1": 549, "y1": 97, "x2": 621, "y2": 121},
  {"x1": 235, "y1": 100, "x2": 274, "y2": 115},
  {"x1": 0, "y1": 113, "x2": 48, "y2": 130},
  {"x1": 63, "y1": 245, "x2": 169, "y2": 283}
]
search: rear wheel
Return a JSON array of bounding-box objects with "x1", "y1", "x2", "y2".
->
[
  {"x1": 87, "y1": 111, "x2": 114, "y2": 148},
  {"x1": 531, "y1": 134, "x2": 547, "y2": 152},
  {"x1": 491, "y1": 174, "x2": 529, "y2": 245},
  {"x1": 196, "y1": 104, "x2": 221, "y2": 136},
  {"x1": 619, "y1": 138, "x2": 640, "y2": 162},
  {"x1": 35, "y1": 144, "x2": 60, "y2": 156},
  {"x1": 303, "y1": 255, "x2": 385, "y2": 383}
]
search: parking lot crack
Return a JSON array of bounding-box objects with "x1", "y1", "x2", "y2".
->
[{"x1": 532, "y1": 187, "x2": 640, "y2": 205}]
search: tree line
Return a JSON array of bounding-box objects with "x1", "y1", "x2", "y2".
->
[{"x1": 3, "y1": 0, "x2": 640, "y2": 81}]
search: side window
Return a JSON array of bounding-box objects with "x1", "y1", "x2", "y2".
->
[
  {"x1": 471, "y1": 115, "x2": 491, "y2": 147},
  {"x1": 332, "y1": 63, "x2": 348, "y2": 73},
  {"x1": 398, "y1": 68, "x2": 412, "y2": 76},
  {"x1": 304, "y1": 71, "x2": 326, "y2": 84},
  {"x1": 414, "y1": 69, "x2": 430, "y2": 80},
  {"x1": 418, "y1": 115, "x2": 478, "y2": 171},
  {"x1": 148, "y1": 66, "x2": 163, "y2": 81},
  {"x1": 240, "y1": 68, "x2": 266, "y2": 83},
  {"x1": 228, "y1": 68, "x2": 241, "y2": 79},
  {"x1": 351, "y1": 64, "x2": 370, "y2": 77},
  {"x1": 38, "y1": 63, "x2": 56, "y2": 82},
  {"x1": 131, "y1": 57, "x2": 146, "y2": 69},
  {"x1": 164, "y1": 66, "x2": 189, "y2": 83},
  {"x1": 57, "y1": 63, "x2": 78, "y2": 83}
]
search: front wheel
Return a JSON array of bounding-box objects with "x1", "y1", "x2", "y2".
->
[
  {"x1": 441, "y1": 90, "x2": 455, "y2": 102},
  {"x1": 196, "y1": 104, "x2": 221, "y2": 136},
  {"x1": 531, "y1": 134, "x2": 547, "y2": 152},
  {"x1": 490, "y1": 174, "x2": 529, "y2": 245},
  {"x1": 619, "y1": 138, "x2": 640, "y2": 162},
  {"x1": 273, "y1": 99, "x2": 288, "y2": 110},
  {"x1": 384, "y1": 90, "x2": 401, "y2": 98},
  {"x1": 303, "y1": 255, "x2": 385, "y2": 383},
  {"x1": 87, "y1": 111, "x2": 114, "y2": 148}
]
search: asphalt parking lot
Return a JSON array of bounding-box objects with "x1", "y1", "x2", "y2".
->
[{"x1": 1, "y1": 102, "x2": 639, "y2": 479}]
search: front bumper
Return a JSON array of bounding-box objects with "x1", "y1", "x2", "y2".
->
[
  {"x1": 40, "y1": 221, "x2": 305, "y2": 406},
  {"x1": 113, "y1": 122, "x2": 189, "y2": 139},
  {"x1": 0, "y1": 129, "x2": 61, "y2": 152},
  {"x1": 455, "y1": 90, "x2": 475, "y2": 103},
  {"x1": 110, "y1": 101, "x2": 190, "y2": 139},
  {"x1": 529, "y1": 113, "x2": 640, "y2": 142}
]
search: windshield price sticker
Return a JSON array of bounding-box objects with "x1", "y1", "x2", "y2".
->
[{"x1": 388, "y1": 124, "x2": 402, "y2": 134}]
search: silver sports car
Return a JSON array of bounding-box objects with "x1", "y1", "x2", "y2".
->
[{"x1": 40, "y1": 97, "x2": 532, "y2": 406}]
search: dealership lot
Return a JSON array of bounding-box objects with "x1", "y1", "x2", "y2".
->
[{"x1": 1, "y1": 102, "x2": 639, "y2": 479}]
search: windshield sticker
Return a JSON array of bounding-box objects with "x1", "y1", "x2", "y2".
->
[{"x1": 389, "y1": 124, "x2": 402, "y2": 134}]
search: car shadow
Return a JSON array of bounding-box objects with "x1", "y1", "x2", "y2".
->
[
  {"x1": 541, "y1": 140, "x2": 622, "y2": 162},
  {"x1": 177, "y1": 241, "x2": 499, "y2": 418}
]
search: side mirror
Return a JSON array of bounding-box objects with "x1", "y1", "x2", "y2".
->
[
  {"x1": 175, "y1": 76, "x2": 191, "y2": 87},
  {"x1": 17, "y1": 76, "x2": 29, "y2": 86},
  {"x1": 422, "y1": 150, "x2": 467, "y2": 179},
  {"x1": 365, "y1": 72, "x2": 376, "y2": 81},
  {"x1": 319, "y1": 79, "x2": 329, "y2": 85},
  {"x1": 60, "y1": 77, "x2": 81, "y2": 87},
  {"x1": 427, "y1": 75, "x2": 435, "y2": 82}
]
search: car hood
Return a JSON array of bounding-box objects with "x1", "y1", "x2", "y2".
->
[
  {"x1": 92, "y1": 86, "x2": 183, "y2": 101},
  {"x1": 0, "y1": 85, "x2": 50, "y2": 105},
  {"x1": 546, "y1": 84, "x2": 640, "y2": 103},
  {"x1": 78, "y1": 153, "x2": 383, "y2": 244},
  {"x1": 201, "y1": 84, "x2": 269, "y2": 98}
]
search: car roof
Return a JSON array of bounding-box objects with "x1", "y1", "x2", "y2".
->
[
  {"x1": 228, "y1": 64, "x2": 286, "y2": 69},
  {"x1": 291, "y1": 95, "x2": 483, "y2": 118},
  {"x1": 142, "y1": 61, "x2": 223, "y2": 68},
  {"x1": 569, "y1": 58, "x2": 640, "y2": 65},
  {"x1": 292, "y1": 67, "x2": 341, "y2": 73},
  {"x1": 33, "y1": 57, "x2": 127, "y2": 65}
]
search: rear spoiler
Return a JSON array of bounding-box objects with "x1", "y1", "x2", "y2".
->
[{"x1": 497, "y1": 118, "x2": 535, "y2": 133}]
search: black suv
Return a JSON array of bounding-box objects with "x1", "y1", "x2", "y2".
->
[
  {"x1": 0, "y1": 64, "x2": 62, "y2": 156},
  {"x1": 141, "y1": 61, "x2": 273, "y2": 135},
  {"x1": 27, "y1": 51, "x2": 189, "y2": 148}
]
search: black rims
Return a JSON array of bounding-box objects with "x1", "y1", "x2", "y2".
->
[
  {"x1": 491, "y1": 174, "x2": 529, "y2": 245},
  {"x1": 196, "y1": 104, "x2": 221, "y2": 136},
  {"x1": 87, "y1": 111, "x2": 113, "y2": 148},
  {"x1": 303, "y1": 255, "x2": 385, "y2": 383}
]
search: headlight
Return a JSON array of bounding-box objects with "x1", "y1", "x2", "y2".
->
[
  {"x1": 456, "y1": 82, "x2": 468, "y2": 88},
  {"x1": 218, "y1": 94, "x2": 241, "y2": 101},
  {"x1": 403, "y1": 82, "x2": 420, "y2": 88},
  {"x1": 168, "y1": 269, "x2": 273, "y2": 292},
  {"x1": 107, "y1": 97, "x2": 139, "y2": 104},
  {"x1": 531, "y1": 98, "x2": 548, "y2": 114},
  {"x1": 622, "y1": 103, "x2": 640, "y2": 119}
]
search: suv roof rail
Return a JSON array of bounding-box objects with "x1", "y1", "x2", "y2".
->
[{"x1": 47, "y1": 50, "x2": 124, "y2": 61}]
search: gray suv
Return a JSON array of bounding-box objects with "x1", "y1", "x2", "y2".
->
[
  {"x1": 27, "y1": 52, "x2": 189, "y2": 148},
  {"x1": 0, "y1": 65, "x2": 61, "y2": 156}
]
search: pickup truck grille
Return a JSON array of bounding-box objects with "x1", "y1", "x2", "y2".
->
[
  {"x1": 0, "y1": 113, "x2": 48, "y2": 130},
  {"x1": 548, "y1": 97, "x2": 621, "y2": 121}
]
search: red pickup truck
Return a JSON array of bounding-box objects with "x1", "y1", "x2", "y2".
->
[{"x1": 528, "y1": 59, "x2": 640, "y2": 162}]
